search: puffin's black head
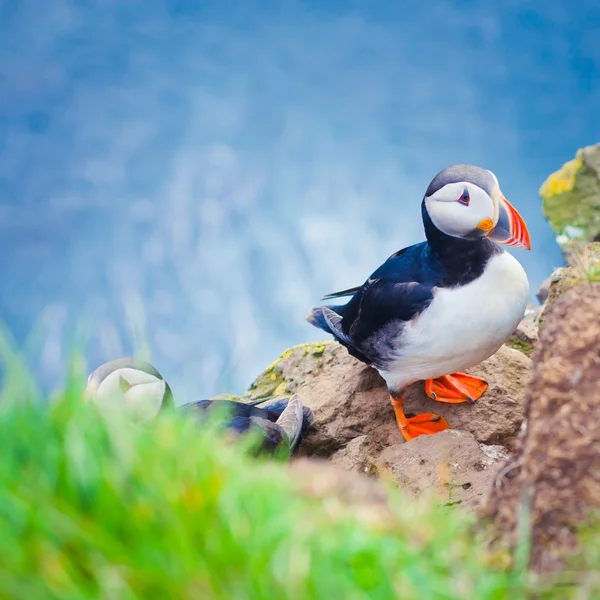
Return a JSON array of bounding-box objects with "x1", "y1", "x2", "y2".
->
[{"x1": 422, "y1": 164, "x2": 530, "y2": 250}]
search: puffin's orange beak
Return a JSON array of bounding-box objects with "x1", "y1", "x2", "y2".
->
[{"x1": 486, "y1": 191, "x2": 531, "y2": 250}]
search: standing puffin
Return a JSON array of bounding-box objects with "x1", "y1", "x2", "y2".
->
[
  {"x1": 83, "y1": 358, "x2": 314, "y2": 455},
  {"x1": 307, "y1": 164, "x2": 531, "y2": 442}
]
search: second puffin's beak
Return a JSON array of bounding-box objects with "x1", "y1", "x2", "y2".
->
[{"x1": 485, "y1": 191, "x2": 531, "y2": 250}]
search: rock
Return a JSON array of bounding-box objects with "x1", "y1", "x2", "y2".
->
[
  {"x1": 246, "y1": 342, "x2": 335, "y2": 401},
  {"x1": 538, "y1": 267, "x2": 576, "y2": 332},
  {"x1": 539, "y1": 142, "x2": 600, "y2": 246},
  {"x1": 328, "y1": 431, "x2": 511, "y2": 513},
  {"x1": 506, "y1": 304, "x2": 540, "y2": 356},
  {"x1": 375, "y1": 430, "x2": 510, "y2": 511},
  {"x1": 246, "y1": 342, "x2": 399, "y2": 457},
  {"x1": 330, "y1": 435, "x2": 382, "y2": 476},
  {"x1": 538, "y1": 242, "x2": 600, "y2": 331},
  {"x1": 246, "y1": 341, "x2": 532, "y2": 457},
  {"x1": 481, "y1": 284, "x2": 600, "y2": 573}
]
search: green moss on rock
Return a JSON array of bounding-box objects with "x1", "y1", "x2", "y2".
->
[
  {"x1": 540, "y1": 143, "x2": 600, "y2": 245},
  {"x1": 506, "y1": 338, "x2": 534, "y2": 356}
]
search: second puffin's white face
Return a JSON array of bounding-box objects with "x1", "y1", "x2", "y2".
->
[
  {"x1": 424, "y1": 180, "x2": 497, "y2": 240},
  {"x1": 86, "y1": 367, "x2": 166, "y2": 423}
]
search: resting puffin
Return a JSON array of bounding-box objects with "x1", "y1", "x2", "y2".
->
[
  {"x1": 83, "y1": 357, "x2": 314, "y2": 454},
  {"x1": 307, "y1": 164, "x2": 531, "y2": 442}
]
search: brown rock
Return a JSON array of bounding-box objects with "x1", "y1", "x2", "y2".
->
[
  {"x1": 538, "y1": 267, "x2": 578, "y2": 331},
  {"x1": 247, "y1": 341, "x2": 531, "y2": 457},
  {"x1": 506, "y1": 304, "x2": 540, "y2": 356},
  {"x1": 330, "y1": 435, "x2": 382, "y2": 476},
  {"x1": 246, "y1": 342, "x2": 400, "y2": 457},
  {"x1": 376, "y1": 430, "x2": 510, "y2": 511},
  {"x1": 538, "y1": 242, "x2": 600, "y2": 332},
  {"x1": 481, "y1": 284, "x2": 600, "y2": 573}
]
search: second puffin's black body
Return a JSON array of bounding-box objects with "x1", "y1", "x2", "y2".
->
[{"x1": 180, "y1": 398, "x2": 313, "y2": 454}]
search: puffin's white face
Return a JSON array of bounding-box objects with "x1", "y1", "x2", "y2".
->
[
  {"x1": 424, "y1": 180, "x2": 496, "y2": 239},
  {"x1": 84, "y1": 363, "x2": 167, "y2": 423},
  {"x1": 423, "y1": 166, "x2": 531, "y2": 249}
]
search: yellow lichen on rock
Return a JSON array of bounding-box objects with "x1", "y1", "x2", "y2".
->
[
  {"x1": 246, "y1": 341, "x2": 336, "y2": 400},
  {"x1": 274, "y1": 381, "x2": 288, "y2": 396},
  {"x1": 538, "y1": 143, "x2": 600, "y2": 244},
  {"x1": 539, "y1": 151, "x2": 583, "y2": 199}
]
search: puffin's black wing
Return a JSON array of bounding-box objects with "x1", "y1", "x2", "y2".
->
[
  {"x1": 320, "y1": 285, "x2": 362, "y2": 301},
  {"x1": 308, "y1": 242, "x2": 438, "y2": 360},
  {"x1": 328, "y1": 280, "x2": 434, "y2": 341},
  {"x1": 314, "y1": 277, "x2": 435, "y2": 369}
]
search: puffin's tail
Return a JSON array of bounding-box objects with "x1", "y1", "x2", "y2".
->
[{"x1": 306, "y1": 304, "x2": 346, "y2": 335}]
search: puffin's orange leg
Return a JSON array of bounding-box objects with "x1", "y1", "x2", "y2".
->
[
  {"x1": 424, "y1": 373, "x2": 488, "y2": 404},
  {"x1": 390, "y1": 394, "x2": 451, "y2": 441}
]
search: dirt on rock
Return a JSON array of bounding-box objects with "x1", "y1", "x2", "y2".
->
[
  {"x1": 330, "y1": 430, "x2": 510, "y2": 511},
  {"x1": 481, "y1": 284, "x2": 600, "y2": 572},
  {"x1": 376, "y1": 430, "x2": 510, "y2": 510},
  {"x1": 330, "y1": 435, "x2": 383, "y2": 476}
]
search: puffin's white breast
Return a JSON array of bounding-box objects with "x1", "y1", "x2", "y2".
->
[{"x1": 381, "y1": 250, "x2": 529, "y2": 391}]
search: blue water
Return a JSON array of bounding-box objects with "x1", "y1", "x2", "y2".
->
[{"x1": 1, "y1": 0, "x2": 599, "y2": 401}]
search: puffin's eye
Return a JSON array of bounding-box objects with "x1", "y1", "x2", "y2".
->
[{"x1": 457, "y1": 189, "x2": 470, "y2": 206}]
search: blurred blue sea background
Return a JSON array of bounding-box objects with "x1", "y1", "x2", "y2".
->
[{"x1": 1, "y1": 0, "x2": 599, "y2": 402}]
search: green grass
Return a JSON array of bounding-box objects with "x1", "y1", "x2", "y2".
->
[{"x1": 0, "y1": 363, "x2": 597, "y2": 599}]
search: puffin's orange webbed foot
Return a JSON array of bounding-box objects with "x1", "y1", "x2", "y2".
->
[
  {"x1": 424, "y1": 372, "x2": 488, "y2": 404},
  {"x1": 390, "y1": 395, "x2": 451, "y2": 442},
  {"x1": 401, "y1": 412, "x2": 451, "y2": 441}
]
